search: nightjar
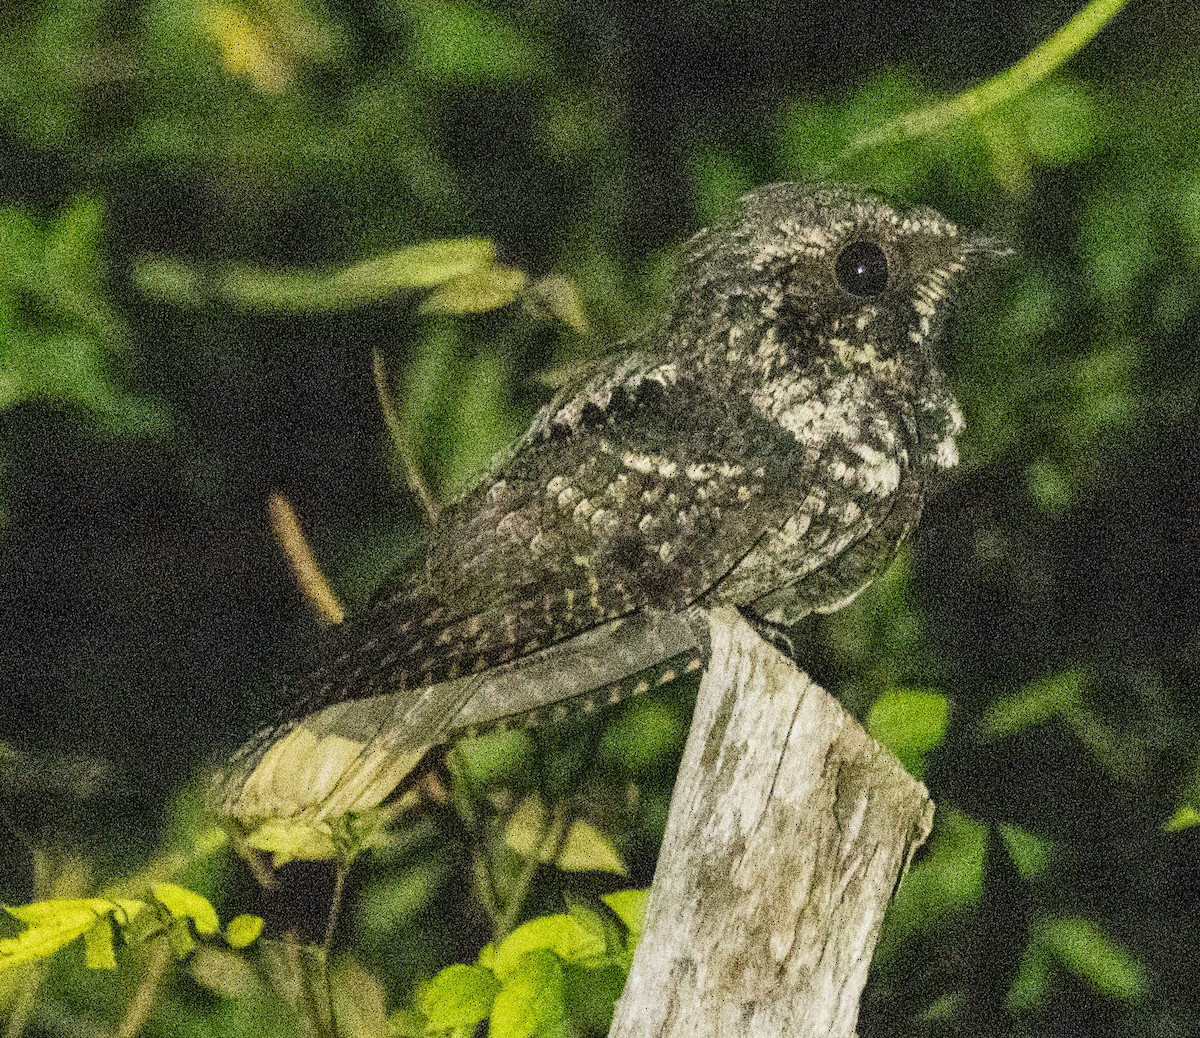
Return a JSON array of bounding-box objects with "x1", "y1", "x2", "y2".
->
[{"x1": 212, "y1": 183, "x2": 1002, "y2": 829}]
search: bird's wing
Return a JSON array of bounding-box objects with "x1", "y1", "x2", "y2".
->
[{"x1": 212, "y1": 352, "x2": 859, "y2": 825}]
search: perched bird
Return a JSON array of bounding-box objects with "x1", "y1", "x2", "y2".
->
[{"x1": 212, "y1": 183, "x2": 1000, "y2": 830}]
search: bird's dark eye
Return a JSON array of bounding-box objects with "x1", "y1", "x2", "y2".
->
[{"x1": 834, "y1": 240, "x2": 890, "y2": 297}]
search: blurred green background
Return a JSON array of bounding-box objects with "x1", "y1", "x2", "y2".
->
[{"x1": 2, "y1": 0, "x2": 1200, "y2": 1035}]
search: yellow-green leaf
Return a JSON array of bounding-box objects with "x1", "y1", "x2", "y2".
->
[
  {"x1": 242, "y1": 818, "x2": 338, "y2": 866},
  {"x1": 488, "y1": 950, "x2": 566, "y2": 1038},
  {"x1": 525, "y1": 275, "x2": 590, "y2": 333},
  {"x1": 153, "y1": 883, "x2": 219, "y2": 935},
  {"x1": 504, "y1": 794, "x2": 555, "y2": 860},
  {"x1": 504, "y1": 795, "x2": 626, "y2": 875},
  {"x1": 1035, "y1": 916, "x2": 1148, "y2": 1002},
  {"x1": 1165, "y1": 805, "x2": 1200, "y2": 833},
  {"x1": 83, "y1": 915, "x2": 117, "y2": 970},
  {"x1": 491, "y1": 915, "x2": 607, "y2": 980},
  {"x1": 418, "y1": 963, "x2": 500, "y2": 1032},
  {"x1": 224, "y1": 914, "x2": 264, "y2": 949},
  {"x1": 1, "y1": 899, "x2": 113, "y2": 971},
  {"x1": 335, "y1": 239, "x2": 496, "y2": 292},
  {"x1": 419, "y1": 264, "x2": 527, "y2": 315},
  {"x1": 136, "y1": 239, "x2": 497, "y2": 313},
  {"x1": 866, "y1": 688, "x2": 950, "y2": 779},
  {"x1": 556, "y1": 820, "x2": 626, "y2": 876},
  {"x1": 601, "y1": 890, "x2": 649, "y2": 938}
]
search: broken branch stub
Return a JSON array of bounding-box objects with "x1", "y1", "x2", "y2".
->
[{"x1": 609, "y1": 608, "x2": 934, "y2": 1038}]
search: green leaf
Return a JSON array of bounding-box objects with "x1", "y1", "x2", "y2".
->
[
  {"x1": 83, "y1": 915, "x2": 117, "y2": 971},
  {"x1": 406, "y1": 0, "x2": 545, "y2": 85},
  {"x1": 600, "y1": 699, "x2": 686, "y2": 772},
  {"x1": 564, "y1": 904, "x2": 608, "y2": 943},
  {"x1": 524, "y1": 275, "x2": 590, "y2": 334},
  {"x1": 0, "y1": 197, "x2": 163, "y2": 432},
  {"x1": 503, "y1": 795, "x2": 626, "y2": 875},
  {"x1": 152, "y1": 883, "x2": 219, "y2": 936},
  {"x1": 1034, "y1": 916, "x2": 1148, "y2": 1002},
  {"x1": 136, "y1": 238, "x2": 498, "y2": 313},
  {"x1": 865, "y1": 689, "x2": 950, "y2": 779},
  {"x1": 356, "y1": 859, "x2": 450, "y2": 943},
  {"x1": 166, "y1": 918, "x2": 196, "y2": 959},
  {"x1": 600, "y1": 890, "x2": 649, "y2": 939},
  {"x1": 419, "y1": 263, "x2": 527, "y2": 316},
  {"x1": 441, "y1": 352, "x2": 523, "y2": 492},
  {"x1": 1018, "y1": 79, "x2": 1104, "y2": 166},
  {"x1": 331, "y1": 955, "x2": 391, "y2": 1038},
  {"x1": 980, "y1": 670, "x2": 1085, "y2": 741},
  {"x1": 224, "y1": 914, "x2": 264, "y2": 949},
  {"x1": 449, "y1": 729, "x2": 534, "y2": 791},
  {"x1": 873, "y1": 808, "x2": 988, "y2": 967},
  {"x1": 561, "y1": 959, "x2": 627, "y2": 1034},
  {"x1": 691, "y1": 147, "x2": 754, "y2": 224},
  {"x1": 488, "y1": 950, "x2": 568, "y2": 1038},
  {"x1": 1, "y1": 899, "x2": 115, "y2": 971},
  {"x1": 1164, "y1": 805, "x2": 1200, "y2": 833},
  {"x1": 1027, "y1": 460, "x2": 1075, "y2": 514},
  {"x1": 387, "y1": 1007, "x2": 425, "y2": 1038},
  {"x1": 1008, "y1": 939, "x2": 1053, "y2": 1011},
  {"x1": 242, "y1": 818, "x2": 339, "y2": 866},
  {"x1": 998, "y1": 823, "x2": 1054, "y2": 880},
  {"x1": 922, "y1": 991, "x2": 964, "y2": 1022},
  {"x1": 491, "y1": 916, "x2": 607, "y2": 980},
  {"x1": 417, "y1": 963, "x2": 500, "y2": 1032}
]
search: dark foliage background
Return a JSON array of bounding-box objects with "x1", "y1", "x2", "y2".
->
[{"x1": 2, "y1": 0, "x2": 1199, "y2": 1035}]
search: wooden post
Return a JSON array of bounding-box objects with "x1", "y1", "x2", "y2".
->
[{"x1": 608, "y1": 608, "x2": 934, "y2": 1038}]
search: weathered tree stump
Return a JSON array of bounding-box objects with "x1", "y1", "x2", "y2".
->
[{"x1": 609, "y1": 608, "x2": 934, "y2": 1038}]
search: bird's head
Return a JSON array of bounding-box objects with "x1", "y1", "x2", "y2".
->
[{"x1": 668, "y1": 183, "x2": 1007, "y2": 389}]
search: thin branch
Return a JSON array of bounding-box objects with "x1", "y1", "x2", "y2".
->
[
  {"x1": 842, "y1": 0, "x2": 1131, "y2": 157},
  {"x1": 469, "y1": 842, "x2": 504, "y2": 933},
  {"x1": 113, "y1": 938, "x2": 172, "y2": 1038},
  {"x1": 3, "y1": 965, "x2": 45, "y2": 1038},
  {"x1": 372, "y1": 347, "x2": 439, "y2": 524},
  {"x1": 319, "y1": 944, "x2": 342, "y2": 1038},
  {"x1": 322, "y1": 865, "x2": 348, "y2": 953},
  {"x1": 494, "y1": 800, "x2": 570, "y2": 942},
  {"x1": 294, "y1": 942, "x2": 338, "y2": 1038},
  {"x1": 267, "y1": 492, "x2": 346, "y2": 625}
]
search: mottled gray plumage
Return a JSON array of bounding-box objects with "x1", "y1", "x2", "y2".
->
[{"x1": 213, "y1": 183, "x2": 996, "y2": 828}]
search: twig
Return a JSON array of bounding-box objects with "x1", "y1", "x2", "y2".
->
[
  {"x1": 267, "y1": 492, "x2": 346, "y2": 625},
  {"x1": 470, "y1": 844, "x2": 504, "y2": 934},
  {"x1": 295, "y1": 942, "x2": 337, "y2": 1038},
  {"x1": 113, "y1": 938, "x2": 172, "y2": 1038},
  {"x1": 322, "y1": 865, "x2": 347, "y2": 953},
  {"x1": 3, "y1": 965, "x2": 46, "y2": 1038},
  {"x1": 841, "y1": 0, "x2": 1131, "y2": 157},
  {"x1": 4, "y1": 850, "x2": 89, "y2": 1038},
  {"x1": 494, "y1": 801, "x2": 570, "y2": 942},
  {"x1": 372, "y1": 347, "x2": 440, "y2": 523}
]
